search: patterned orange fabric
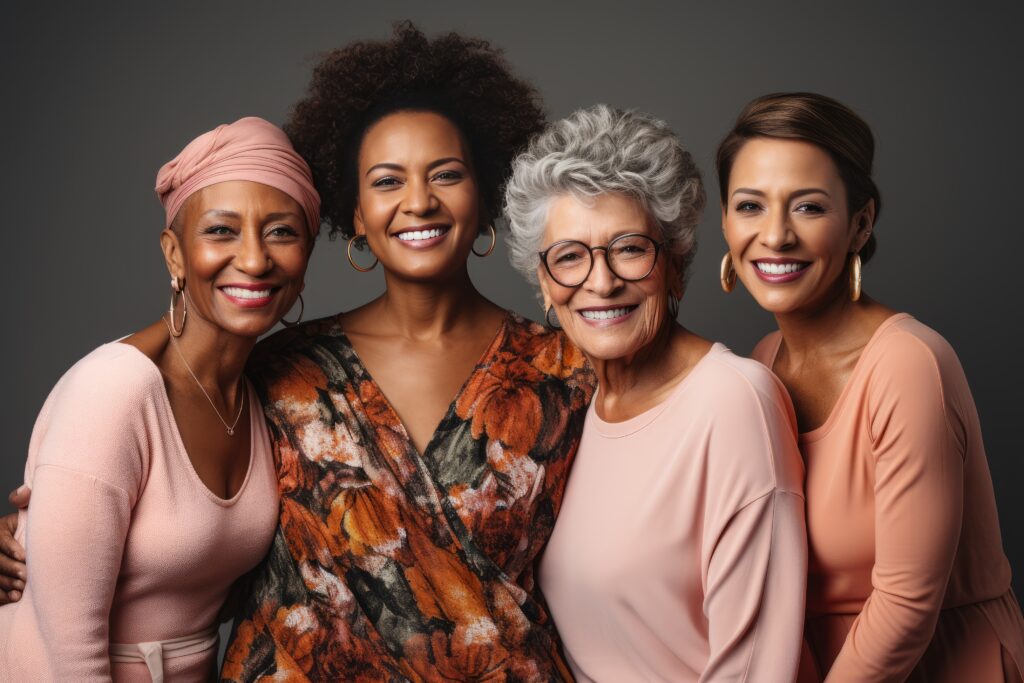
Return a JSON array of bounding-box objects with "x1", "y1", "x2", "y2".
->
[{"x1": 222, "y1": 312, "x2": 594, "y2": 682}]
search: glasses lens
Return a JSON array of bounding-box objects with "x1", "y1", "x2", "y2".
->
[
  {"x1": 608, "y1": 234, "x2": 658, "y2": 281},
  {"x1": 545, "y1": 241, "x2": 592, "y2": 286}
]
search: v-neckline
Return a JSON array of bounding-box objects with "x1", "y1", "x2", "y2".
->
[{"x1": 335, "y1": 310, "x2": 512, "y2": 459}]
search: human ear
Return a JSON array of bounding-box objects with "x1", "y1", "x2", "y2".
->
[
  {"x1": 159, "y1": 228, "x2": 185, "y2": 284},
  {"x1": 851, "y1": 199, "x2": 876, "y2": 252},
  {"x1": 353, "y1": 204, "x2": 367, "y2": 238},
  {"x1": 537, "y1": 267, "x2": 554, "y2": 311}
]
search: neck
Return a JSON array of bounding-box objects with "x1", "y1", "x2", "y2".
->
[
  {"x1": 591, "y1": 320, "x2": 683, "y2": 402},
  {"x1": 164, "y1": 314, "x2": 255, "y2": 398},
  {"x1": 373, "y1": 266, "x2": 493, "y2": 340},
  {"x1": 773, "y1": 282, "x2": 872, "y2": 361}
]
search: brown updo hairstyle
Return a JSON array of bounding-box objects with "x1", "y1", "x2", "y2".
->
[
  {"x1": 716, "y1": 92, "x2": 881, "y2": 264},
  {"x1": 285, "y1": 21, "x2": 546, "y2": 240}
]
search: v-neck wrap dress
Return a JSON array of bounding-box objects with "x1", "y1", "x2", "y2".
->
[
  {"x1": 222, "y1": 312, "x2": 595, "y2": 682},
  {"x1": 754, "y1": 314, "x2": 1024, "y2": 682}
]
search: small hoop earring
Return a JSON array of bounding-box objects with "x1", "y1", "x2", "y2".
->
[
  {"x1": 720, "y1": 252, "x2": 737, "y2": 293},
  {"x1": 668, "y1": 295, "x2": 680, "y2": 320},
  {"x1": 472, "y1": 224, "x2": 497, "y2": 257},
  {"x1": 281, "y1": 293, "x2": 304, "y2": 327},
  {"x1": 168, "y1": 279, "x2": 187, "y2": 337},
  {"x1": 544, "y1": 305, "x2": 562, "y2": 329},
  {"x1": 849, "y1": 252, "x2": 862, "y2": 302},
  {"x1": 347, "y1": 236, "x2": 378, "y2": 272}
]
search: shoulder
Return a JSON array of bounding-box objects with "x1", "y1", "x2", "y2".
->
[
  {"x1": 251, "y1": 315, "x2": 346, "y2": 367},
  {"x1": 864, "y1": 315, "x2": 963, "y2": 397},
  {"x1": 694, "y1": 345, "x2": 793, "y2": 416},
  {"x1": 502, "y1": 311, "x2": 595, "y2": 386},
  {"x1": 51, "y1": 343, "x2": 163, "y2": 414},
  {"x1": 862, "y1": 315, "x2": 973, "y2": 436},
  {"x1": 750, "y1": 330, "x2": 783, "y2": 367},
  {"x1": 248, "y1": 314, "x2": 352, "y2": 393},
  {"x1": 30, "y1": 344, "x2": 156, "y2": 489},
  {"x1": 686, "y1": 346, "x2": 802, "y2": 494}
]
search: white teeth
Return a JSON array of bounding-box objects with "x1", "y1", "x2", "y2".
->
[
  {"x1": 223, "y1": 287, "x2": 271, "y2": 299},
  {"x1": 580, "y1": 307, "x2": 633, "y2": 321},
  {"x1": 397, "y1": 228, "x2": 446, "y2": 241},
  {"x1": 756, "y1": 262, "x2": 807, "y2": 275}
]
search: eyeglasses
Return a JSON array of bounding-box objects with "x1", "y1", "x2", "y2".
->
[{"x1": 538, "y1": 233, "x2": 664, "y2": 287}]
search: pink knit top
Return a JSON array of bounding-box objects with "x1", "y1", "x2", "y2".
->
[
  {"x1": 0, "y1": 342, "x2": 279, "y2": 681},
  {"x1": 753, "y1": 314, "x2": 1024, "y2": 682},
  {"x1": 539, "y1": 344, "x2": 808, "y2": 682}
]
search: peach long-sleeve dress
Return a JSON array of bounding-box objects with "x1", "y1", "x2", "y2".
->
[
  {"x1": 753, "y1": 313, "x2": 1024, "y2": 682},
  {"x1": 538, "y1": 343, "x2": 808, "y2": 682},
  {"x1": 0, "y1": 342, "x2": 280, "y2": 682}
]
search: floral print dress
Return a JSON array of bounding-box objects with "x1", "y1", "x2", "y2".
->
[{"x1": 222, "y1": 311, "x2": 594, "y2": 682}]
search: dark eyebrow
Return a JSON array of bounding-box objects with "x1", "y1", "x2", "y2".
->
[
  {"x1": 201, "y1": 209, "x2": 241, "y2": 219},
  {"x1": 730, "y1": 187, "x2": 831, "y2": 199},
  {"x1": 365, "y1": 157, "x2": 467, "y2": 177},
  {"x1": 264, "y1": 211, "x2": 302, "y2": 222}
]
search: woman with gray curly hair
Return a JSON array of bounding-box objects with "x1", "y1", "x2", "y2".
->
[{"x1": 506, "y1": 105, "x2": 809, "y2": 682}]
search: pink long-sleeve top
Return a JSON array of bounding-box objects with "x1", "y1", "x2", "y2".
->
[
  {"x1": 538, "y1": 343, "x2": 807, "y2": 682},
  {"x1": 0, "y1": 342, "x2": 279, "y2": 681},
  {"x1": 753, "y1": 313, "x2": 1024, "y2": 682}
]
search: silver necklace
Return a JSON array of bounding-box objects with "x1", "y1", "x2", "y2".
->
[{"x1": 163, "y1": 316, "x2": 246, "y2": 436}]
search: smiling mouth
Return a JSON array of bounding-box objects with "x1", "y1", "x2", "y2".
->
[
  {"x1": 395, "y1": 225, "x2": 451, "y2": 242},
  {"x1": 579, "y1": 305, "x2": 637, "y2": 321},
  {"x1": 222, "y1": 286, "x2": 273, "y2": 299},
  {"x1": 755, "y1": 262, "x2": 809, "y2": 275}
]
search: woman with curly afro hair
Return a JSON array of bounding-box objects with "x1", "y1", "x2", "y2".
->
[{"x1": 220, "y1": 23, "x2": 595, "y2": 681}]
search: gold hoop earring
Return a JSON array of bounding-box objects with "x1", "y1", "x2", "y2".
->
[
  {"x1": 347, "y1": 236, "x2": 378, "y2": 272},
  {"x1": 472, "y1": 224, "x2": 497, "y2": 257},
  {"x1": 849, "y1": 252, "x2": 862, "y2": 302},
  {"x1": 281, "y1": 293, "x2": 304, "y2": 327},
  {"x1": 720, "y1": 253, "x2": 737, "y2": 293},
  {"x1": 544, "y1": 305, "x2": 562, "y2": 329},
  {"x1": 168, "y1": 278, "x2": 186, "y2": 337}
]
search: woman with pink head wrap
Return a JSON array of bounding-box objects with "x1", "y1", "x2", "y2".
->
[{"x1": 0, "y1": 116, "x2": 319, "y2": 682}]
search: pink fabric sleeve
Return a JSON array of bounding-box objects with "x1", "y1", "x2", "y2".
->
[
  {"x1": 22, "y1": 352, "x2": 146, "y2": 681},
  {"x1": 826, "y1": 334, "x2": 964, "y2": 681},
  {"x1": 701, "y1": 365, "x2": 807, "y2": 682}
]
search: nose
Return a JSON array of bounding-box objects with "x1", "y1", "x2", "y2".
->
[
  {"x1": 235, "y1": 226, "x2": 272, "y2": 275},
  {"x1": 582, "y1": 249, "x2": 624, "y2": 298},
  {"x1": 760, "y1": 209, "x2": 796, "y2": 251},
  {"x1": 402, "y1": 177, "x2": 438, "y2": 216}
]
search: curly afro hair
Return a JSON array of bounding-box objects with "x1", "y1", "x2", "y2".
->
[{"x1": 285, "y1": 22, "x2": 547, "y2": 239}]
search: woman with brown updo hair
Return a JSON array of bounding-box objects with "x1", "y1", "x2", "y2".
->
[
  {"x1": 217, "y1": 24, "x2": 594, "y2": 681},
  {"x1": 719, "y1": 92, "x2": 1024, "y2": 682}
]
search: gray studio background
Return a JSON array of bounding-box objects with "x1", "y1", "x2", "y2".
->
[{"x1": 4, "y1": 0, "x2": 1022, "y2": 606}]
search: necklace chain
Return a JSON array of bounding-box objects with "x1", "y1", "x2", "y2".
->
[{"x1": 162, "y1": 316, "x2": 245, "y2": 436}]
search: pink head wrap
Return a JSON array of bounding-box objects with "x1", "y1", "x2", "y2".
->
[{"x1": 155, "y1": 116, "x2": 321, "y2": 236}]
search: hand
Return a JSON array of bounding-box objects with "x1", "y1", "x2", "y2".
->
[{"x1": 0, "y1": 485, "x2": 30, "y2": 604}]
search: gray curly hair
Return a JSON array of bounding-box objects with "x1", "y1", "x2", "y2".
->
[{"x1": 504, "y1": 104, "x2": 705, "y2": 287}]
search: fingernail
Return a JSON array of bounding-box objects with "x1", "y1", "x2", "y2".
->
[
  {"x1": 17, "y1": 570, "x2": 25, "y2": 580},
  {"x1": 13, "y1": 580, "x2": 23, "y2": 590},
  {"x1": 9, "y1": 590, "x2": 20, "y2": 601}
]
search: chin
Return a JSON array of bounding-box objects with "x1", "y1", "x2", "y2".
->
[{"x1": 566, "y1": 333, "x2": 638, "y2": 363}]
